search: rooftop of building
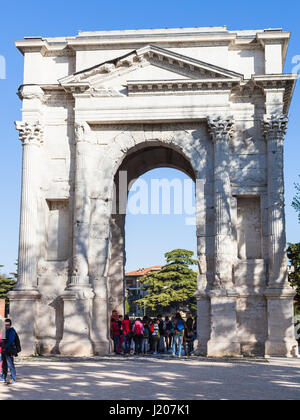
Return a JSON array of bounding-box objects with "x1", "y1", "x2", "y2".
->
[{"x1": 125, "y1": 266, "x2": 163, "y2": 277}]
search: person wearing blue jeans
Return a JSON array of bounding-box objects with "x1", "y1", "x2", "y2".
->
[
  {"x1": 3, "y1": 319, "x2": 17, "y2": 385},
  {"x1": 124, "y1": 334, "x2": 131, "y2": 354},
  {"x1": 171, "y1": 313, "x2": 185, "y2": 358},
  {"x1": 141, "y1": 337, "x2": 149, "y2": 354},
  {"x1": 172, "y1": 333, "x2": 184, "y2": 357}
]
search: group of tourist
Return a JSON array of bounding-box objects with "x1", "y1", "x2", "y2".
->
[{"x1": 110, "y1": 311, "x2": 197, "y2": 357}]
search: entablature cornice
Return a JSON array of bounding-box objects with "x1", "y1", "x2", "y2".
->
[
  {"x1": 15, "y1": 28, "x2": 290, "y2": 57},
  {"x1": 252, "y1": 74, "x2": 297, "y2": 113},
  {"x1": 126, "y1": 78, "x2": 240, "y2": 95}
]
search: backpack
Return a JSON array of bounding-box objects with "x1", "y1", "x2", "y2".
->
[
  {"x1": 14, "y1": 331, "x2": 22, "y2": 354},
  {"x1": 143, "y1": 325, "x2": 149, "y2": 338},
  {"x1": 176, "y1": 319, "x2": 185, "y2": 332},
  {"x1": 134, "y1": 322, "x2": 142, "y2": 335},
  {"x1": 6, "y1": 329, "x2": 21, "y2": 356},
  {"x1": 168, "y1": 321, "x2": 174, "y2": 334},
  {"x1": 152, "y1": 323, "x2": 159, "y2": 336}
]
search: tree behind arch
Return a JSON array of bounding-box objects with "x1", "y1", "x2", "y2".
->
[{"x1": 136, "y1": 249, "x2": 198, "y2": 314}]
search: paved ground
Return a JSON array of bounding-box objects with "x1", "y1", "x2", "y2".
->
[{"x1": 0, "y1": 355, "x2": 299, "y2": 400}]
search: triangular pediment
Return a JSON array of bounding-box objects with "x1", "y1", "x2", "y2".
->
[{"x1": 59, "y1": 45, "x2": 243, "y2": 95}]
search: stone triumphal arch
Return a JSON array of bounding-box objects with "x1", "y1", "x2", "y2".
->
[{"x1": 10, "y1": 27, "x2": 298, "y2": 357}]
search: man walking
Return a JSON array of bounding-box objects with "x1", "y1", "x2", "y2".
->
[{"x1": 2, "y1": 319, "x2": 18, "y2": 385}]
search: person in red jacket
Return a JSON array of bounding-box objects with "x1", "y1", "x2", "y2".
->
[
  {"x1": 122, "y1": 315, "x2": 131, "y2": 355},
  {"x1": 111, "y1": 311, "x2": 121, "y2": 354}
]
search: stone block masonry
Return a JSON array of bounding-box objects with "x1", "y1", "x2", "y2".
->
[{"x1": 9, "y1": 26, "x2": 298, "y2": 358}]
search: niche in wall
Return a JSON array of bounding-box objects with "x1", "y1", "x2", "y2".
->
[
  {"x1": 237, "y1": 196, "x2": 262, "y2": 259},
  {"x1": 46, "y1": 200, "x2": 70, "y2": 261}
]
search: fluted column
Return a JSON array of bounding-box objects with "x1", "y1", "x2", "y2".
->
[
  {"x1": 262, "y1": 114, "x2": 290, "y2": 287},
  {"x1": 68, "y1": 121, "x2": 94, "y2": 290},
  {"x1": 60, "y1": 121, "x2": 94, "y2": 356},
  {"x1": 207, "y1": 116, "x2": 235, "y2": 290},
  {"x1": 15, "y1": 121, "x2": 44, "y2": 291},
  {"x1": 7, "y1": 121, "x2": 43, "y2": 355},
  {"x1": 262, "y1": 114, "x2": 298, "y2": 357},
  {"x1": 205, "y1": 116, "x2": 240, "y2": 357}
]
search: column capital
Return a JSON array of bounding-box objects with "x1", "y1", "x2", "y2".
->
[
  {"x1": 17, "y1": 85, "x2": 45, "y2": 102},
  {"x1": 262, "y1": 113, "x2": 289, "y2": 141},
  {"x1": 207, "y1": 116, "x2": 235, "y2": 142},
  {"x1": 75, "y1": 121, "x2": 96, "y2": 144},
  {"x1": 15, "y1": 121, "x2": 44, "y2": 146}
]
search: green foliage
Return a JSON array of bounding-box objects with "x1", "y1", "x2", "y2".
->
[
  {"x1": 292, "y1": 177, "x2": 300, "y2": 223},
  {"x1": 0, "y1": 265, "x2": 17, "y2": 309},
  {"x1": 287, "y1": 243, "x2": 300, "y2": 315},
  {"x1": 136, "y1": 249, "x2": 198, "y2": 314},
  {"x1": 125, "y1": 292, "x2": 130, "y2": 314}
]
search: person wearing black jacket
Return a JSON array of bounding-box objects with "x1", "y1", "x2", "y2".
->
[
  {"x1": 2, "y1": 319, "x2": 17, "y2": 385},
  {"x1": 157, "y1": 315, "x2": 165, "y2": 353},
  {"x1": 185, "y1": 313, "x2": 194, "y2": 355}
]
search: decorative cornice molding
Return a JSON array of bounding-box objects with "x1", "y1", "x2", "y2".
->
[
  {"x1": 207, "y1": 116, "x2": 235, "y2": 142},
  {"x1": 59, "y1": 44, "x2": 244, "y2": 95},
  {"x1": 262, "y1": 114, "x2": 289, "y2": 142},
  {"x1": 127, "y1": 78, "x2": 240, "y2": 96},
  {"x1": 15, "y1": 121, "x2": 44, "y2": 146},
  {"x1": 252, "y1": 74, "x2": 297, "y2": 114}
]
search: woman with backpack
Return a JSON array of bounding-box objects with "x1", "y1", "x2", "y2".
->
[
  {"x1": 171, "y1": 313, "x2": 185, "y2": 358},
  {"x1": 132, "y1": 318, "x2": 144, "y2": 355}
]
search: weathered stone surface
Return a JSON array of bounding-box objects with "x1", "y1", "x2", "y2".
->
[{"x1": 11, "y1": 27, "x2": 298, "y2": 358}]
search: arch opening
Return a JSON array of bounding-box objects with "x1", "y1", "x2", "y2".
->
[{"x1": 107, "y1": 142, "x2": 198, "y2": 325}]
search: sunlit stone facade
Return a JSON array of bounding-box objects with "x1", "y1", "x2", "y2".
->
[{"x1": 9, "y1": 27, "x2": 298, "y2": 357}]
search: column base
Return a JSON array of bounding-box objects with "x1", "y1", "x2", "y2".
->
[
  {"x1": 207, "y1": 339, "x2": 241, "y2": 358},
  {"x1": 264, "y1": 287, "x2": 298, "y2": 358},
  {"x1": 92, "y1": 341, "x2": 110, "y2": 356},
  {"x1": 7, "y1": 289, "x2": 41, "y2": 356},
  {"x1": 59, "y1": 340, "x2": 94, "y2": 357},
  {"x1": 195, "y1": 290, "x2": 210, "y2": 356},
  {"x1": 265, "y1": 339, "x2": 299, "y2": 358},
  {"x1": 207, "y1": 289, "x2": 241, "y2": 358},
  {"x1": 91, "y1": 292, "x2": 109, "y2": 356},
  {"x1": 59, "y1": 286, "x2": 95, "y2": 357}
]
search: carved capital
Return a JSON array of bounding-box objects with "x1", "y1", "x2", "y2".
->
[
  {"x1": 75, "y1": 121, "x2": 95, "y2": 144},
  {"x1": 18, "y1": 85, "x2": 45, "y2": 102},
  {"x1": 207, "y1": 116, "x2": 235, "y2": 142},
  {"x1": 262, "y1": 114, "x2": 289, "y2": 142},
  {"x1": 15, "y1": 121, "x2": 44, "y2": 146}
]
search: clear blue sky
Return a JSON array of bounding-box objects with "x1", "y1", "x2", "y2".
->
[{"x1": 0, "y1": 0, "x2": 299, "y2": 274}]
